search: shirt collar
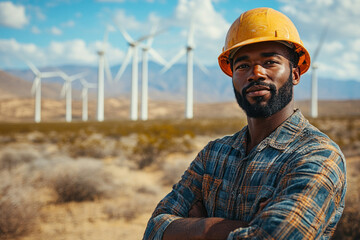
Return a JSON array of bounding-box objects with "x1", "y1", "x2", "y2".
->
[{"x1": 232, "y1": 109, "x2": 309, "y2": 152}]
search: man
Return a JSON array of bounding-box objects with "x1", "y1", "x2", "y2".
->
[{"x1": 143, "y1": 7, "x2": 346, "y2": 240}]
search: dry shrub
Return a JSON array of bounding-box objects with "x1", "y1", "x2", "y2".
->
[
  {"x1": 0, "y1": 144, "x2": 40, "y2": 171},
  {"x1": 0, "y1": 171, "x2": 39, "y2": 239},
  {"x1": 49, "y1": 159, "x2": 113, "y2": 202},
  {"x1": 103, "y1": 198, "x2": 154, "y2": 222},
  {"x1": 103, "y1": 202, "x2": 138, "y2": 221},
  {"x1": 57, "y1": 131, "x2": 119, "y2": 159},
  {"x1": 132, "y1": 124, "x2": 194, "y2": 169},
  {"x1": 136, "y1": 184, "x2": 161, "y2": 196}
]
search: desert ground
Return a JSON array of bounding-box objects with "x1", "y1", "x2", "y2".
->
[{"x1": 0, "y1": 98, "x2": 360, "y2": 239}]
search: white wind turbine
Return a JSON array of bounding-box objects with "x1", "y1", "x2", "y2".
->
[
  {"x1": 26, "y1": 61, "x2": 60, "y2": 123},
  {"x1": 140, "y1": 27, "x2": 167, "y2": 121},
  {"x1": 113, "y1": 25, "x2": 164, "y2": 121},
  {"x1": 310, "y1": 26, "x2": 328, "y2": 118},
  {"x1": 97, "y1": 25, "x2": 114, "y2": 122},
  {"x1": 80, "y1": 78, "x2": 97, "y2": 121},
  {"x1": 59, "y1": 72, "x2": 86, "y2": 122},
  {"x1": 160, "y1": 22, "x2": 208, "y2": 119}
]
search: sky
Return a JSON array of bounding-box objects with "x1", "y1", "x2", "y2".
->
[{"x1": 1, "y1": 0, "x2": 360, "y2": 81}]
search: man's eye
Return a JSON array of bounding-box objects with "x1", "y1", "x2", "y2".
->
[
  {"x1": 236, "y1": 63, "x2": 249, "y2": 70},
  {"x1": 265, "y1": 60, "x2": 277, "y2": 65}
]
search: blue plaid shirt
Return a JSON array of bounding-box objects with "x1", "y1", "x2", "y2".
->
[{"x1": 143, "y1": 110, "x2": 347, "y2": 239}]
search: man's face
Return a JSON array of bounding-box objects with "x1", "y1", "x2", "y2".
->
[{"x1": 231, "y1": 42, "x2": 299, "y2": 118}]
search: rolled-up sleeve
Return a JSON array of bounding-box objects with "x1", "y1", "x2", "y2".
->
[
  {"x1": 143, "y1": 148, "x2": 206, "y2": 240},
  {"x1": 227, "y1": 147, "x2": 346, "y2": 240}
]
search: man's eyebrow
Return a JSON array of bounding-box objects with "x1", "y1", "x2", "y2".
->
[
  {"x1": 233, "y1": 55, "x2": 249, "y2": 65},
  {"x1": 261, "y1": 52, "x2": 280, "y2": 57},
  {"x1": 233, "y1": 52, "x2": 281, "y2": 65}
]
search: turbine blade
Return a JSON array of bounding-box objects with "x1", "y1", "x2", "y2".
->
[
  {"x1": 187, "y1": 20, "x2": 195, "y2": 48},
  {"x1": 69, "y1": 72, "x2": 87, "y2": 81},
  {"x1": 148, "y1": 48, "x2": 167, "y2": 66},
  {"x1": 136, "y1": 28, "x2": 167, "y2": 44},
  {"x1": 41, "y1": 71, "x2": 60, "y2": 78},
  {"x1": 194, "y1": 57, "x2": 209, "y2": 75},
  {"x1": 146, "y1": 25, "x2": 158, "y2": 47},
  {"x1": 160, "y1": 48, "x2": 186, "y2": 74},
  {"x1": 114, "y1": 47, "x2": 133, "y2": 82},
  {"x1": 313, "y1": 25, "x2": 329, "y2": 62},
  {"x1": 58, "y1": 71, "x2": 68, "y2": 80},
  {"x1": 26, "y1": 61, "x2": 40, "y2": 75},
  {"x1": 88, "y1": 83, "x2": 97, "y2": 88},
  {"x1": 115, "y1": 23, "x2": 134, "y2": 44},
  {"x1": 104, "y1": 56, "x2": 113, "y2": 84},
  {"x1": 80, "y1": 78, "x2": 87, "y2": 86},
  {"x1": 102, "y1": 25, "x2": 115, "y2": 52}
]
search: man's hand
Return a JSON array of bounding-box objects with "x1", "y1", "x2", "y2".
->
[{"x1": 163, "y1": 200, "x2": 249, "y2": 240}]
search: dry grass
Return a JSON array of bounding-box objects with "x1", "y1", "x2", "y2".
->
[
  {"x1": 0, "y1": 171, "x2": 39, "y2": 239},
  {"x1": 48, "y1": 159, "x2": 114, "y2": 202},
  {"x1": 0, "y1": 144, "x2": 40, "y2": 171},
  {"x1": 0, "y1": 114, "x2": 359, "y2": 239}
]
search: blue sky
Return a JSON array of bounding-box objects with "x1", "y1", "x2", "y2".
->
[{"x1": 1, "y1": 0, "x2": 360, "y2": 81}]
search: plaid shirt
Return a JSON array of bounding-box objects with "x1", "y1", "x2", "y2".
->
[{"x1": 143, "y1": 110, "x2": 347, "y2": 240}]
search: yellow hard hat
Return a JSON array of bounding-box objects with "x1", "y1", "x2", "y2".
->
[{"x1": 218, "y1": 7, "x2": 311, "y2": 77}]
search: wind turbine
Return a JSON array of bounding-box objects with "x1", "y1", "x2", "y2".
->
[
  {"x1": 26, "y1": 61, "x2": 60, "y2": 123},
  {"x1": 59, "y1": 72, "x2": 86, "y2": 122},
  {"x1": 310, "y1": 26, "x2": 328, "y2": 118},
  {"x1": 140, "y1": 27, "x2": 167, "y2": 121},
  {"x1": 80, "y1": 78, "x2": 97, "y2": 121},
  {"x1": 113, "y1": 25, "x2": 164, "y2": 121},
  {"x1": 160, "y1": 22, "x2": 208, "y2": 119},
  {"x1": 97, "y1": 26, "x2": 114, "y2": 122}
]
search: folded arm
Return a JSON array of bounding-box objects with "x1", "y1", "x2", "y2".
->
[{"x1": 143, "y1": 146, "x2": 346, "y2": 240}]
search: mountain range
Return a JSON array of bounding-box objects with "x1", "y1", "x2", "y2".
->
[{"x1": 2, "y1": 62, "x2": 360, "y2": 102}]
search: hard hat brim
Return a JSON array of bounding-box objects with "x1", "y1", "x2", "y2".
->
[{"x1": 218, "y1": 37, "x2": 311, "y2": 77}]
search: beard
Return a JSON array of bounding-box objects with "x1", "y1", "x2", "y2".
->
[{"x1": 233, "y1": 73, "x2": 293, "y2": 118}]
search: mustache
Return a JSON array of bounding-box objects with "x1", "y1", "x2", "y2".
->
[{"x1": 241, "y1": 81, "x2": 277, "y2": 96}]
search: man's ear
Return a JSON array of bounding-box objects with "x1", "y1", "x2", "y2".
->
[{"x1": 292, "y1": 66, "x2": 301, "y2": 85}]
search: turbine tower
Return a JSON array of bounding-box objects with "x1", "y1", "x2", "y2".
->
[
  {"x1": 113, "y1": 25, "x2": 163, "y2": 121},
  {"x1": 26, "y1": 61, "x2": 60, "y2": 123},
  {"x1": 311, "y1": 26, "x2": 328, "y2": 118},
  {"x1": 59, "y1": 72, "x2": 86, "y2": 122},
  {"x1": 80, "y1": 78, "x2": 97, "y2": 121},
  {"x1": 160, "y1": 22, "x2": 208, "y2": 119},
  {"x1": 140, "y1": 27, "x2": 167, "y2": 121},
  {"x1": 97, "y1": 26, "x2": 114, "y2": 122}
]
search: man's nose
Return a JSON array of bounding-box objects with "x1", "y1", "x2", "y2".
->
[{"x1": 248, "y1": 64, "x2": 266, "y2": 82}]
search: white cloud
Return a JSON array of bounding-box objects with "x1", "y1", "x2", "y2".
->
[
  {"x1": 279, "y1": 0, "x2": 360, "y2": 80},
  {"x1": 352, "y1": 39, "x2": 360, "y2": 52},
  {"x1": 0, "y1": 2, "x2": 28, "y2": 29},
  {"x1": 31, "y1": 26, "x2": 41, "y2": 34},
  {"x1": 113, "y1": 9, "x2": 142, "y2": 30},
  {"x1": 47, "y1": 39, "x2": 98, "y2": 64},
  {"x1": 50, "y1": 26, "x2": 63, "y2": 35},
  {"x1": 29, "y1": 6, "x2": 46, "y2": 21},
  {"x1": 96, "y1": 0, "x2": 126, "y2": 2},
  {"x1": 61, "y1": 20, "x2": 75, "y2": 27},
  {"x1": 167, "y1": 0, "x2": 230, "y2": 65},
  {"x1": 0, "y1": 38, "x2": 125, "y2": 69},
  {"x1": 322, "y1": 41, "x2": 344, "y2": 54},
  {"x1": 0, "y1": 39, "x2": 45, "y2": 68}
]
